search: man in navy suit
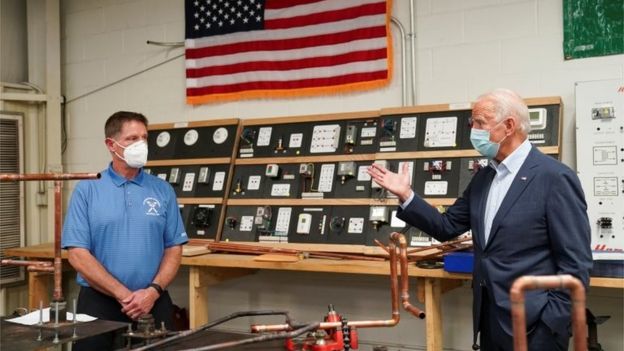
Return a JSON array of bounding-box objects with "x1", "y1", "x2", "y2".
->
[{"x1": 368, "y1": 89, "x2": 592, "y2": 350}]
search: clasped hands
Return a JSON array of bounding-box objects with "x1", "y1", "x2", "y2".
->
[{"x1": 119, "y1": 287, "x2": 159, "y2": 320}]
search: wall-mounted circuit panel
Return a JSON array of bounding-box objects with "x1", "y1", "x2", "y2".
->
[
  {"x1": 366, "y1": 207, "x2": 440, "y2": 247},
  {"x1": 412, "y1": 158, "x2": 461, "y2": 198},
  {"x1": 231, "y1": 161, "x2": 377, "y2": 199},
  {"x1": 418, "y1": 111, "x2": 472, "y2": 151},
  {"x1": 238, "y1": 113, "x2": 381, "y2": 158},
  {"x1": 221, "y1": 205, "x2": 293, "y2": 243},
  {"x1": 148, "y1": 123, "x2": 238, "y2": 160},
  {"x1": 230, "y1": 164, "x2": 301, "y2": 199},
  {"x1": 223, "y1": 205, "x2": 388, "y2": 246},
  {"x1": 180, "y1": 203, "x2": 222, "y2": 240},
  {"x1": 222, "y1": 205, "x2": 443, "y2": 247},
  {"x1": 143, "y1": 164, "x2": 230, "y2": 198},
  {"x1": 375, "y1": 116, "x2": 419, "y2": 153},
  {"x1": 575, "y1": 80, "x2": 624, "y2": 259}
]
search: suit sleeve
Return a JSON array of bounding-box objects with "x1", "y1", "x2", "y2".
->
[
  {"x1": 546, "y1": 168, "x2": 592, "y2": 286},
  {"x1": 542, "y1": 167, "x2": 593, "y2": 332},
  {"x1": 397, "y1": 182, "x2": 472, "y2": 242}
]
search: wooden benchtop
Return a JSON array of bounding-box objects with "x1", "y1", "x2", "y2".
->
[{"x1": 4, "y1": 243, "x2": 622, "y2": 288}]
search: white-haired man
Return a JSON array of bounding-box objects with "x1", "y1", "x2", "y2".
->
[{"x1": 368, "y1": 89, "x2": 592, "y2": 350}]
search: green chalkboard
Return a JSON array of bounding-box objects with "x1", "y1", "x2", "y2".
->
[{"x1": 563, "y1": 0, "x2": 624, "y2": 60}]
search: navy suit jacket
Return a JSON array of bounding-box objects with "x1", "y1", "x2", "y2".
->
[{"x1": 397, "y1": 146, "x2": 592, "y2": 345}]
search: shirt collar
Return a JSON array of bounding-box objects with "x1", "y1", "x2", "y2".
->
[
  {"x1": 489, "y1": 138, "x2": 532, "y2": 176},
  {"x1": 106, "y1": 163, "x2": 145, "y2": 187}
]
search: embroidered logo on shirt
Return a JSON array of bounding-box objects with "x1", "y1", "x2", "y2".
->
[{"x1": 143, "y1": 197, "x2": 161, "y2": 216}]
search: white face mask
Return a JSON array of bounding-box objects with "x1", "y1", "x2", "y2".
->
[{"x1": 109, "y1": 139, "x2": 148, "y2": 168}]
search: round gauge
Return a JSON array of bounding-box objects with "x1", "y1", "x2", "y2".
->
[
  {"x1": 184, "y1": 129, "x2": 199, "y2": 146},
  {"x1": 212, "y1": 127, "x2": 229, "y2": 144},
  {"x1": 156, "y1": 131, "x2": 170, "y2": 148}
]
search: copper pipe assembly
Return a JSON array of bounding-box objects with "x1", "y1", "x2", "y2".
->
[
  {"x1": 208, "y1": 241, "x2": 385, "y2": 262},
  {"x1": 0, "y1": 172, "x2": 101, "y2": 303},
  {"x1": 509, "y1": 275, "x2": 587, "y2": 351},
  {"x1": 391, "y1": 232, "x2": 426, "y2": 318},
  {"x1": 251, "y1": 232, "x2": 424, "y2": 333},
  {"x1": 0, "y1": 259, "x2": 52, "y2": 267},
  {"x1": 0, "y1": 172, "x2": 100, "y2": 182}
]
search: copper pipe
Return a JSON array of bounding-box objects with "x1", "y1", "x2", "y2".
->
[
  {"x1": 181, "y1": 322, "x2": 321, "y2": 351},
  {"x1": 1, "y1": 259, "x2": 52, "y2": 267},
  {"x1": 52, "y1": 180, "x2": 63, "y2": 302},
  {"x1": 133, "y1": 310, "x2": 296, "y2": 351},
  {"x1": 27, "y1": 266, "x2": 55, "y2": 273},
  {"x1": 251, "y1": 233, "x2": 423, "y2": 333},
  {"x1": 0, "y1": 172, "x2": 100, "y2": 182},
  {"x1": 391, "y1": 232, "x2": 426, "y2": 319},
  {"x1": 0, "y1": 172, "x2": 100, "y2": 304},
  {"x1": 208, "y1": 242, "x2": 385, "y2": 261},
  {"x1": 410, "y1": 243, "x2": 473, "y2": 262},
  {"x1": 406, "y1": 236, "x2": 472, "y2": 255},
  {"x1": 510, "y1": 275, "x2": 587, "y2": 351},
  {"x1": 374, "y1": 239, "x2": 390, "y2": 254},
  {"x1": 308, "y1": 251, "x2": 385, "y2": 262}
]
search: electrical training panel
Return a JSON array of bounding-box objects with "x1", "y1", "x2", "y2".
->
[
  {"x1": 223, "y1": 98, "x2": 562, "y2": 247},
  {"x1": 146, "y1": 119, "x2": 240, "y2": 241},
  {"x1": 575, "y1": 80, "x2": 624, "y2": 260}
]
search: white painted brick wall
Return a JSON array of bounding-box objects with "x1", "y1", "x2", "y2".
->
[{"x1": 58, "y1": 1, "x2": 624, "y2": 350}]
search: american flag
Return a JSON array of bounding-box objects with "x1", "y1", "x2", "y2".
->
[{"x1": 184, "y1": 0, "x2": 392, "y2": 104}]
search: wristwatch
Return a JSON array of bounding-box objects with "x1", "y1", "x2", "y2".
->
[{"x1": 148, "y1": 283, "x2": 164, "y2": 296}]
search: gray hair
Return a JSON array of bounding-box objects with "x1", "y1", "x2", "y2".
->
[{"x1": 476, "y1": 88, "x2": 530, "y2": 134}]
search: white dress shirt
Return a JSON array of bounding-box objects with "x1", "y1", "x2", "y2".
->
[{"x1": 483, "y1": 139, "x2": 532, "y2": 242}]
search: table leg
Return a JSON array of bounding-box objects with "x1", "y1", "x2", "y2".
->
[
  {"x1": 425, "y1": 278, "x2": 442, "y2": 351},
  {"x1": 28, "y1": 271, "x2": 50, "y2": 310},
  {"x1": 188, "y1": 266, "x2": 257, "y2": 329}
]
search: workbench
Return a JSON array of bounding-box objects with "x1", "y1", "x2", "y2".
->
[{"x1": 4, "y1": 243, "x2": 623, "y2": 351}]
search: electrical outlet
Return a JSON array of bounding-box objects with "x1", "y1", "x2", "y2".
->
[
  {"x1": 424, "y1": 181, "x2": 448, "y2": 195},
  {"x1": 347, "y1": 217, "x2": 364, "y2": 233},
  {"x1": 239, "y1": 216, "x2": 254, "y2": 232},
  {"x1": 271, "y1": 184, "x2": 290, "y2": 197},
  {"x1": 247, "y1": 175, "x2": 262, "y2": 191},
  {"x1": 182, "y1": 172, "x2": 195, "y2": 192},
  {"x1": 212, "y1": 171, "x2": 225, "y2": 191}
]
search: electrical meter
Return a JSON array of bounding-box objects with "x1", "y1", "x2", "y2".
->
[
  {"x1": 337, "y1": 161, "x2": 356, "y2": 184},
  {"x1": 369, "y1": 206, "x2": 389, "y2": 230},
  {"x1": 344, "y1": 125, "x2": 357, "y2": 153}
]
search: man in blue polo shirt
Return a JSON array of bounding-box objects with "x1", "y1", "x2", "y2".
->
[{"x1": 62, "y1": 111, "x2": 187, "y2": 350}]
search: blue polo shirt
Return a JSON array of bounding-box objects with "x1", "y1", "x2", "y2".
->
[{"x1": 62, "y1": 164, "x2": 187, "y2": 291}]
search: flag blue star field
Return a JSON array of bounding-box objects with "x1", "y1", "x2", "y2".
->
[{"x1": 184, "y1": 0, "x2": 392, "y2": 104}]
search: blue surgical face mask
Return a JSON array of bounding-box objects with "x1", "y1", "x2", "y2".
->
[{"x1": 470, "y1": 122, "x2": 507, "y2": 159}]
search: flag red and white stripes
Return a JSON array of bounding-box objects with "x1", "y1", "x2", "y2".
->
[{"x1": 184, "y1": 0, "x2": 392, "y2": 104}]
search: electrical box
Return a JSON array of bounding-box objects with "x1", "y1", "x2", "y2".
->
[{"x1": 575, "y1": 79, "x2": 624, "y2": 260}]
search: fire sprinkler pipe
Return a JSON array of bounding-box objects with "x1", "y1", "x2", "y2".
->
[{"x1": 509, "y1": 275, "x2": 587, "y2": 351}]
